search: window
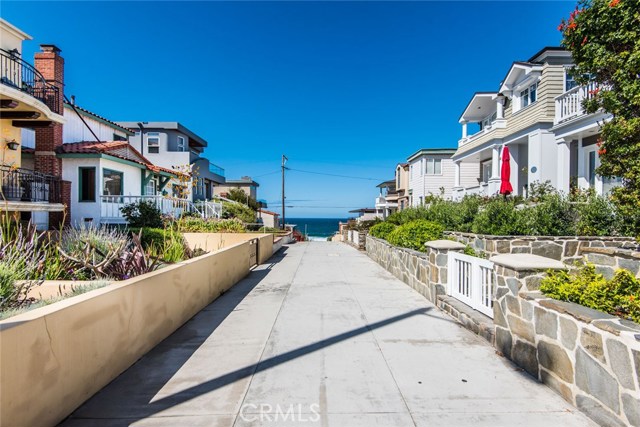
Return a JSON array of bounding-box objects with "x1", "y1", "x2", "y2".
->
[
  {"x1": 113, "y1": 133, "x2": 127, "y2": 142},
  {"x1": 145, "y1": 178, "x2": 157, "y2": 196},
  {"x1": 79, "y1": 167, "x2": 96, "y2": 202},
  {"x1": 519, "y1": 82, "x2": 538, "y2": 109},
  {"x1": 146, "y1": 132, "x2": 160, "y2": 154},
  {"x1": 102, "y1": 169, "x2": 123, "y2": 196},
  {"x1": 424, "y1": 158, "x2": 442, "y2": 175},
  {"x1": 419, "y1": 196, "x2": 423, "y2": 205},
  {"x1": 565, "y1": 68, "x2": 578, "y2": 91},
  {"x1": 177, "y1": 136, "x2": 186, "y2": 152},
  {"x1": 480, "y1": 112, "x2": 497, "y2": 130},
  {"x1": 481, "y1": 160, "x2": 492, "y2": 183}
]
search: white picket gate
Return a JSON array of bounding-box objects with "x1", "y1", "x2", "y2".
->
[{"x1": 447, "y1": 252, "x2": 495, "y2": 318}]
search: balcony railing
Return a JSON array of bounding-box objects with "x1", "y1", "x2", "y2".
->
[
  {"x1": 0, "y1": 166, "x2": 61, "y2": 203},
  {"x1": 0, "y1": 49, "x2": 62, "y2": 114},
  {"x1": 555, "y1": 82, "x2": 599, "y2": 124},
  {"x1": 209, "y1": 164, "x2": 225, "y2": 177}
]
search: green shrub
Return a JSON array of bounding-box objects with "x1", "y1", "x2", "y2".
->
[
  {"x1": 386, "y1": 220, "x2": 444, "y2": 251},
  {"x1": 369, "y1": 222, "x2": 397, "y2": 240},
  {"x1": 130, "y1": 227, "x2": 188, "y2": 263},
  {"x1": 177, "y1": 217, "x2": 246, "y2": 233},
  {"x1": 541, "y1": 264, "x2": 640, "y2": 323},
  {"x1": 471, "y1": 198, "x2": 520, "y2": 235},
  {"x1": 120, "y1": 200, "x2": 163, "y2": 228},
  {"x1": 222, "y1": 202, "x2": 256, "y2": 223}
]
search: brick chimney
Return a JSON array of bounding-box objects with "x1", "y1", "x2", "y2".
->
[
  {"x1": 33, "y1": 44, "x2": 69, "y2": 227},
  {"x1": 34, "y1": 44, "x2": 64, "y2": 176}
]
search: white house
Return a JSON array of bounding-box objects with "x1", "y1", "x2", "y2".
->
[
  {"x1": 452, "y1": 47, "x2": 619, "y2": 199},
  {"x1": 118, "y1": 121, "x2": 226, "y2": 202},
  {"x1": 407, "y1": 148, "x2": 477, "y2": 205}
]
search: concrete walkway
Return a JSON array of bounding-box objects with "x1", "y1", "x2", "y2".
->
[{"x1": 63, "y1": 242, "x2": 595, "y2": 427}]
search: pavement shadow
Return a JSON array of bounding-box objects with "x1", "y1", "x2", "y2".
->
[
  {"x1": 62, "y1": 297, "x2": 430, "y2": 425},
  {"x1": 60, "y1": 246, "x2": 292, "y2": 426}
]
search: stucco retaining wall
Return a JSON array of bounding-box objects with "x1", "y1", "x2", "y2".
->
[
  {"x1": 445, "y1": 231, "x2": 638, "y2": 264},
  {"x1": 0, "y1": 240, "x2": 258, "y2": 427},
  {"x1": 183, "y1": 232, "x2": 274, "y2": 264}
]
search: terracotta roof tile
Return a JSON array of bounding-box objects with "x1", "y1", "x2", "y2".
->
[{"x1": 56, "y1": 141, "x2": 178, "y2": 175}]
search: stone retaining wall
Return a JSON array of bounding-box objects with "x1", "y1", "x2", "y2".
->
[
  {"x1": 582, "y1": 247, "x2": 640, "y2": 280},
  {"x1": 366, "y1": 235, "x2": 640, "y2": 427},
  {"x1": 346, "y1": 230, "x2": 368, "y2": 250},
  {"x1": 445, "y1": 231, "x2": 638, "y2": 264},
  {"x1": 493, "y1": 258, "x2": 640, "y2": 427}
]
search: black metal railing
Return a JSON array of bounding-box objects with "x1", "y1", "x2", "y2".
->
[
  {"x1": 0, "y1": 166, "x2": 61, "y2": 203},
  {"x1": 0, "y1": 49, "x2": 61, "y2": 114}
]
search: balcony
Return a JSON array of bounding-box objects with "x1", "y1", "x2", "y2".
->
[
  {"x1": 209, "y1": 163, "x2": 225, "y2": 177},
  {"x1": 555, "y1": 82, "x2": 599, "y2": 124},
  {"x1": 0, "y1": 49, "x2": 62, "y2": 115},
  {"x1": 1, "y1": 165, "x2": 62, "y2": 204}
]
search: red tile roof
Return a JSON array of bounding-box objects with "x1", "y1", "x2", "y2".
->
[
  {"x1": 259, "y1": 209, "x2": 280, "y2": 216},
  {"x1": 56, "y1": 141, "x2": 178, "y2": 175}
]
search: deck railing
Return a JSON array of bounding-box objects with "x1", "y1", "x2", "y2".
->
[
  {"x1": 100, "y1": 195, "x2": 192, "y2": 223},
  {"x1": 0, "y1": 49, "x2": 62, "y2": 114},
  {"x1": 447, "y1": 252, "x2": 495, "y2": 318},
  {"x1": 0, "y1": 166, "x2": 61, "y2": 203},
  {"x1": 555, "y1": 82, "x2": 599, "y2": 124}
]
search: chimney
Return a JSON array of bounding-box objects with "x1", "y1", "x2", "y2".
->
[
  {"x1": 34, "y1": 44, "x2": 64, "y2": 176},
  {"x1": 33, "y1": 44, "x2": 70, "y2": 227}
]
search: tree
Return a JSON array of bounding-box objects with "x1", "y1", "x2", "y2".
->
[
  {"x1": 226, "y1": 188, "x2": 260, "y2": 211},
  {"x1": 559, "y1": 0, "x2": 640, "y2": 236}
]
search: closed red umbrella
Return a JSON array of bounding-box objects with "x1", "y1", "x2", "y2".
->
[{"x1": 499, "y1": 146, "x2": 513, "y2": 195}]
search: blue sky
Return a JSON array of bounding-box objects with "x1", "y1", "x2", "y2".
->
[{"x1": 2, "y1": 1, "x2": 574, "y2": 218}]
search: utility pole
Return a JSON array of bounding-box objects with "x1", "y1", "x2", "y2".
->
[{"x1": 281, "y1": 154, "x2": 288, "y2": 230}]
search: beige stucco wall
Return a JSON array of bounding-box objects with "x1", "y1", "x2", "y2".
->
[
  {"x1": 183, "y1": 232, "x2": 274, "y2": 265},
  {"x1": 0, "y1": 240, "x2": 253, "y2": 427}
]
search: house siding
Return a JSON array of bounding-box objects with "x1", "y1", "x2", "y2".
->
[
  {"x1": 63, "y1": 109, "x2": 130, "y2": 143},
  {"x1": 409, "y1": 155, "x2": 478, "y2": 203},
  {"x1": 455, "y1": 63, "x2": 565, "y2": 158}
]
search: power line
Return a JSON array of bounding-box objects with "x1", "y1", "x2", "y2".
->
[
  {"x1": 288, "y1": 168, "x2": 385, "y2": 181},
  {"x1": 254, "y1": 170, "x2": 280, "y2": 178}
]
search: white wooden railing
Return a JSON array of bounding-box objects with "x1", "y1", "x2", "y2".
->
[
  {"x1": 194, "y1": 200, "x2": 223, "y2": 219},
  {"x1": 555, "y1": 82, "x2": 599, "y2": 124},
  {"x1": 452, "y1": 183, "x2": 489, "y2": 201},
  {"x1": 100, "y1": 195, "x2": 193, "y2": 223},
  {"x1": 447, "y1": 252, "x2": 495, "y2": 318}
]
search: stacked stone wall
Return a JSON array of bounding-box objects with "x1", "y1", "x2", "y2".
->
[
  {"x1": 494, "y1": 264, "x2": 640, "y2": 427},
  {"x1": 445, "y1": 231, "x2": 638, "y2": 264}
]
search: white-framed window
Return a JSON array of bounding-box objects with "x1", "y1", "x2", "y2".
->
[
  {"x1": 424, "y1": 158, "x2": 442, "y2": 175},
  {"x1": 480, "y1": 112, "x2": 497, "y2": 130},
  {"x1": 481, "y1": 160, "x2": 492, "y2": 183},
  {"x1": 146, "y1": 132, "x2": 160, "y2": 154},
  {"x1": 519, "y1": 82, "x2": 538, "y2": 109},
  {"x1": 565, "y1": 68, "x2": 578, "y2": 92},
  {"x1": 177, "y1": 136, "x2": 186, "y2": 152},
  {"x1": 145, "y1": 178, "x2": 157, "y2": 196}
]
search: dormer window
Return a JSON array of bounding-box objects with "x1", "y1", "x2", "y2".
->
[{"x1": 519, "y1": 82, "x2": 537, "y2": 109}]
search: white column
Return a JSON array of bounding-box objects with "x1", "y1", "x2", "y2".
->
[
  {"x1": 461, "y1": 122, "x2": 468, "y2": 139},
  {"x1": 496, "y1": 98, "x2": 504, "y2": 119},
  {"x1": 556, "y1": 138, "x2": 571, "y2": 194},
  {"x1": 576, "y1": 135, "x2": 588, "y2": 190},
  {"x1": 491, "y1": 145, "x2": 500, "y2": 179}
]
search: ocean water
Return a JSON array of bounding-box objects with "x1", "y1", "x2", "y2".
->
[{"x1": 288, "y1": 218, "x2": 347, "y2": 240}]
